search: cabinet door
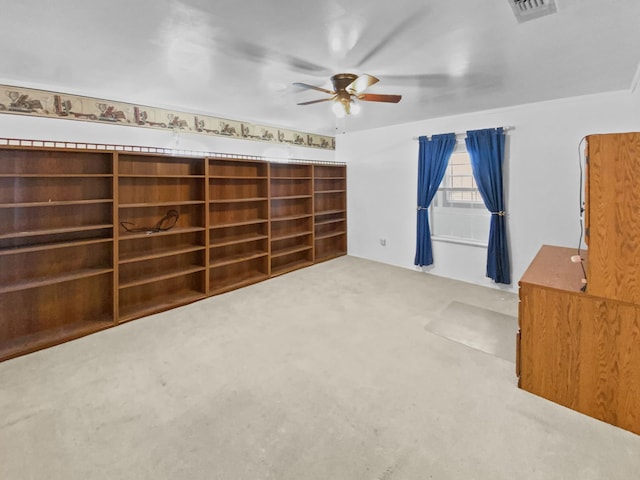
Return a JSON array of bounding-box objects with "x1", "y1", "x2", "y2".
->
[
  {"x1": 586, "y1": 133, "x2": 640, "y2": 304},
  {"x1": 519, "y1": 281, "x2": 640, "y2": 436}
]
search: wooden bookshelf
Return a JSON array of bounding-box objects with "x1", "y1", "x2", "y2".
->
[
  {"x1": 313, "y1": 165, "x2": 347, "y2": 262},
  {"x1": 0, "y1": 148, "x2": 115, "y2": 361},
  {"x1": 270, "y1": 163, "x2": 314, "y2": 275},
  {"x1": 117, "y1": 153, "x2": 207, "y2": 322},
  {"x1": 0, "y1": 144, "x2": 346, "y2": 361},
  {"x1": 209, "y1": 159, "x2": 270, "y2": 294}
]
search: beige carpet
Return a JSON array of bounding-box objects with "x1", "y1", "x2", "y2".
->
[{"x1": 0, "y1": 256, "x2": 638, "y2": 479}]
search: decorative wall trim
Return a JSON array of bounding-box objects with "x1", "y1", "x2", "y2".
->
[
  {"x1": 0, "y1": 137, "x2": 345, "y2": 166},
  {"x1": 0, "y1": 84, "x2": 335, "y2": 151}
]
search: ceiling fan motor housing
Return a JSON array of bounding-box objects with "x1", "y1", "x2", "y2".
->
[{"x1": 331, "y1": 73, "x2": 360, "y2": 93}]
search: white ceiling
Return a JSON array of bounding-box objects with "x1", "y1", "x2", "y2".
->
[{"x1": 1, "y1": 0, "x2": 640, "y2": 136}]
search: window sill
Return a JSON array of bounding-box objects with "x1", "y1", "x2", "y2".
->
[{"x1": 432, "y1": 235, "x2": 488, "y2": 248}]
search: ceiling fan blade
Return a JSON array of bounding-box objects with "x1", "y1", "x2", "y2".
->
[
  {"x1": 354, "y1": 8, "x2": 429, "y2": 68},
  {"x1": 357, "y1": 93, "x2": 402, "y2": 103},
  {"x1": 297, "y1": 97, "x2": 336, "y2": 106},
  {"x1": 223, "y1": 38, "x2": 331, "y2": 75},
  {"x1": 379, "y1": 74, "x2": 455, "y2": 87},
  {"x1": 346, "y1": 74, "x2": 379, "y2": 94},
  {"x1": 379, "y1": 73, "x2": 493, "y2": 88},
  {"x1": 292, "y1": 82, "x2": 335, "y2": 95}
]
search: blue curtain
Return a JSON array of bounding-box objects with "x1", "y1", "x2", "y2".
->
[
  {"x1": 465, "y1": 128, "x2": 510, "y2": 284},
  {"x1": 414, "y1": 133, "x2": 457, "y2": 267}
]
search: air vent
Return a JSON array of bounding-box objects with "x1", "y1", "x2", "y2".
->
[{"x1": 509, "y1": 0, "x2": 558, "y2": 23}]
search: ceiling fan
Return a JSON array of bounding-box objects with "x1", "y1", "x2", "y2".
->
[{"x1": 293, "y1": 73, "x2": 401, "y2": 117}]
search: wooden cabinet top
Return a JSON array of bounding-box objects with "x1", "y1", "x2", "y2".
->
[{"x1": 519, "y1": 245, "x2": 586, "y2": 293}]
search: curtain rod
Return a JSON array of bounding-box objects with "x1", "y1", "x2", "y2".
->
[{"x1": 412, "y1": 126, "x2": 513, "y2": 140}]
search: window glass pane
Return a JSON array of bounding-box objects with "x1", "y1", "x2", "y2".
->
[{"x1": 431, "y1": 151, "x2": 490, "y2": 244}]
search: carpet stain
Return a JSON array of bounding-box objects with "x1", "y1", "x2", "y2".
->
[
  {"x1": 425, "y1": 301, "x2": 518, "y2": 362},
  {"x1": 378, "y1": 452, "x2": 410, "y2": 480},
  {"x1": 1, "y1": 410, "x2": 43, "y2": 429}
]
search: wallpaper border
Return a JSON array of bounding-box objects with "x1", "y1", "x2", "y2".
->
[{"x1": 0, "y1": 84, "x2": 335, "y2": 151}]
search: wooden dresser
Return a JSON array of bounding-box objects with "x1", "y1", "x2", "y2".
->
[
  {"x1": 517, "y1": 245, "x2": 640, "y2": 435},
  {"x1": 517, "y1": 132, "x2": 640, "y2": 435}
]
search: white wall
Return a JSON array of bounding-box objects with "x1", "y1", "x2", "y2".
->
[
  {"x1": 4, "y1": 88, "x2": 640, "y2": 294},
  {"x1": 337, "y1": 88, "x2": 640, "y2": 292},
  {"x1": 0, "y1": 114, "x2": 336, "y2": 163}
]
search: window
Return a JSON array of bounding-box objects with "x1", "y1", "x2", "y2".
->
[{"x1": 430, "y1": 149, "x2": 490, "y2": 245}]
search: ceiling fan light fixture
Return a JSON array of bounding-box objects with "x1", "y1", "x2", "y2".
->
[
  {"x1": 332, "y1": 100, "x2": 346, "y2": 118},
  {"x1": 331, "y1": 97, "x2": 361, "y2": 117}
]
